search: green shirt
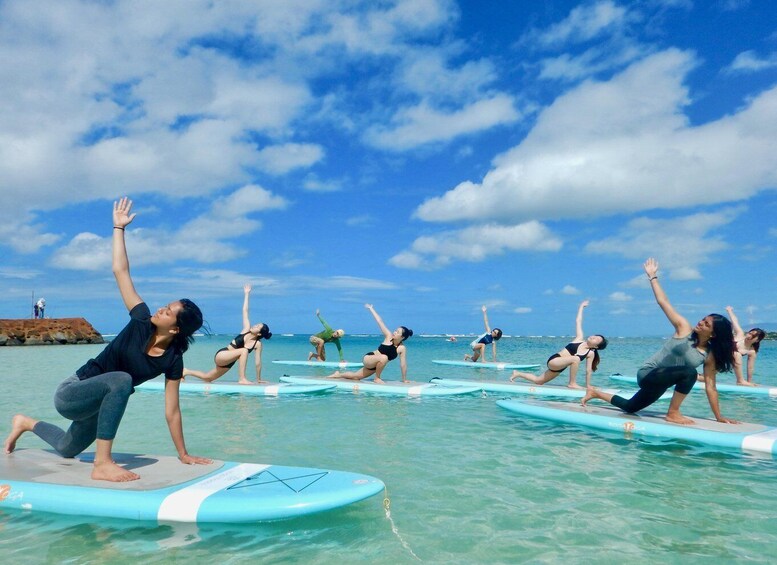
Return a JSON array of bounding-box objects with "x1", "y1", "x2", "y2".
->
[{"x1": 314, "y1": 314, "x2": 344, "y2": 361}]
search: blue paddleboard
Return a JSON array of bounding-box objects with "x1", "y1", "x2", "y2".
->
[
  {"x1": 608, "y1": 374, "x2": 777, "y2": 397},
  {"x1": 136, "y1": 380, "x2": 334, "y2": 396},
  {"x1": 429, "y1": 377, "x2": 671, "y2": 400},
  {"x1": 280, "y1": 375, "x2": 481, "y2": 397},
  {"x1": 0, "y1": 449, "x2": 384, "y2": 523},
  {"x1": 272, "y1": 360, "x2": 364, "y2": 368},
  {"x1": 497, "y1": 399, "x2": 777, "y2": 455},
  {"x1": 432, "y1": 360, "x2": 540, "y2": 370}
]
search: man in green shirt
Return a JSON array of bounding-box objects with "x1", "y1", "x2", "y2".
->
[{"x1": 308, "y1": 309, "x2": 345, "y2": 362}]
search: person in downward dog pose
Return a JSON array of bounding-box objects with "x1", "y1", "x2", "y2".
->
[
  {"x1": 464, "y1": 305, "x2": 503, "y2": 363},
  {"x1": 183, "y1": 284, "x2": 272, "y2": 384},
  {"x1": 511, "y1": 300, "x2": 607, "y2": 389},
  {"x1": 582, "y1": 258, "x2": 738, "y2": 425},
  {"x1": 307, "y1": 309, "x2": 345, "y2": 363},
  {"x1": 4, "y1": 198, "x2": 211, "y2": 482},
  {"x1": 324, "y1": 304, "x2": 412, "y2": 384}
]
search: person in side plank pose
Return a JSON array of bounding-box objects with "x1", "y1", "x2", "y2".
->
[
  {"x1": 4, "y1": 198, "x2": 211, "y2": 481},
  {"x1": 324, "y1": 304, "x2": 412, "y2": 384},
  {"x1": 511, "y1": 300, "x2": 607, "y2": 389},
  {"x1": 582, "y1": 258, "x2": 737, "y2": 425},
  {"x1": 183, "y1": 284, "x2": 271, "y2": 384}
]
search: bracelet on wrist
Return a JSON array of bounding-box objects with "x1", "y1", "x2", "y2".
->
[
  {"x1": 113, "y1": 226, "x2": 125, "y2": 231},
  {"x1": 648, "y1": 276, "x2": 657, "y2": 281}
]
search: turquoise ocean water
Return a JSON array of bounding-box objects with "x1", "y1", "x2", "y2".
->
[{"x1": 1, "y1": 335, "x2": 776, "y2": 564}]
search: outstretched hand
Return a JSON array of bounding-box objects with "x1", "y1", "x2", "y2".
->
[
  {"x1": 364, "y1": 303, "x2": 373, "y2": 310},
  {"x1": 643, "y1": 257, "x2": 659, "y2": 279},
  {"x1": 580, "y1": 300, "x2": 589, "y2": 308},
  {"x1": 481, "y1": 305, "x2": 487, "y2": 313},
  {"x1": 244, "y1": 284, "x2": 252, "y2": 294},
  {"x1": 113, "y1": 197, "x2": 136, "y2": 229}
]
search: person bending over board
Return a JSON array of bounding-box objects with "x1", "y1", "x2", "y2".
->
[
  {"x1": 582, "y1": 258, "x2": 737, "y2": 425},
  {"x1": 464, "y1": 305, "x2": 503, "y2": 362},
  {"x1": 324, "y1": 304, "x2": 412, "y2": 384},
  {"x1": 307, "y1": 309, "x2": 345, "y2": 363},
  {"x1": 4, "y1": 198, "x2": 212, "y2": 482},
  {"x1": 183, "y1": 284, "x2": 272, "y2": 384},
  {"x1": 511, "y1": 300, "x2": 607, "y2": 389},
  {"x1": 724, "y1": 305, "x2": 765, "y2": 386}
]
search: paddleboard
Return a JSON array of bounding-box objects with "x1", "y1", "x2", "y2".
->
[
  {"x1": 608, "y1": 374, "x2": 777, "y2": 397},
  {"x1": 136, "y1": 380, "x2": 335, "y2": 396},
  {"x1": 428, "y1": 377, "x2": 672, "y2": 400},
  {"x1": 280, "y1": 376, "x2": 481, "y2": 397},
  {"x1": 0, "y1": 449, "x2": 384, "y2": 523},
  {"x1": 432, "y1": 360, "x2": 540, "y2": 370},
  {"x1": 497, "y1": 399, "x2": 777, "y2": 455},
  {"x1": 272, "y1": 360, "x2": 364, "y2": 368}
]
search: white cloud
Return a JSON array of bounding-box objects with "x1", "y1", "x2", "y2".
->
[
  {"x1": 255, "y1": 143, "x2": 325, "y2": 175},
  {"x1": 346, "y1": 215, "x2": 373, "y2": 226},
  {"x1": 413, "y1": 49, "x2": 777, "y2": 224},
  {"x1": 531, "y1": 1, "x2": 631, "y2": 48},
  {"x1": 513, "y1": 307, "x2": 532, "y2": 314},
  {"x1": 609, "y1": 291, "x2": 632, "y2": 301},
  {"x1": 365, "y1": 95, "x2": 520, "y2": 151},
  {"x1": 389, "y1": 222, "x2": 563, "y2": 270},
  {"x1": 561, "y1": 285, "x2": 580, "y2": 295},
  {"x1": 538, "y1": 42, "x2": 646, "y2": 81},
  {"x1": 585, "y1": 209, "x2": 740, "y2": 280},
  {"x1": 51, "y1": 185, "x2": 288, "y2": 270},
  {"x1": 725, "y1": 50, "x2": 777, "y2": 74}
]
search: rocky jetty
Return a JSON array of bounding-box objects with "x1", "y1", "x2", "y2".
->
[{"x1": 0, "y1": 318, "x2": 104, "y2": 346}]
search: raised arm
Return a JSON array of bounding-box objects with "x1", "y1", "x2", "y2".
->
[
  {"x1": 644, "y1": 258, "x2": 692, "y2": 337},
  {"x1": 725, "y1": 306, "x2": 745, "y2": 342},
  {"x1": 574, "y1": 300, "x2": 589, "y2": 341},
  {"x1": 316, "y1": 309, "x2": 333, "y2": 333},
  {"x1": 365, "y1": 304, "x2": 392, "y2": 340},
  {"x1": 112, "y1": 197, "x2": 142, "y2": 312},
  {"x1": 482, "y1": 305, "x2": 491, "y2": 333},
  {"x1": 241, "y1": 284, "x2": 252, "y2": 332}
]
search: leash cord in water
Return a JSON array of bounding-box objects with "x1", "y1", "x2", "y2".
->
[{"x1": 383, "y1": 487, "x2": 421, "y2": 561}]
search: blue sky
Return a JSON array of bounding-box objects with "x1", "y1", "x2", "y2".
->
[{"x1": 1, "y1": 0, "x2": 776, "y2": 337}]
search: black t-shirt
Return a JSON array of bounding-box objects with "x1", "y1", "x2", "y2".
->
[{"x1": 76, "y1": 303, "x2": 183, "y2": 386}]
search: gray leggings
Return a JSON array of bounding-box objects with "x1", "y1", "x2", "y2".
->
[{"x1": 33, "y1": 372, "x2": 133, "y2": 458}]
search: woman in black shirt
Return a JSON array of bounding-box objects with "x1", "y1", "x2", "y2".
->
[{"x1": 4, "y1": 198, "x2": 211, "y2": 482}]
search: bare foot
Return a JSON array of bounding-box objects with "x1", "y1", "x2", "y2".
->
[
  {"x1": 510, "y1": 370, "x2": 519, "y2": 382},
  {"x1": 567, "y1": 383, "x2": 583, "y2": 389},
  {"x1": 92, "y1": 460, "x2": 140, "y2": 482},
  {"x1": 326, "y1": 371, "x2": 341, "y2": 379},
  {"x1": 307, "y1": 352, "x2": 315, "y2": 361},
  {"x1": 463, "y1": 354, "x2": 471, "y2": 361},
  {"x1": 5, "y1": 414, "x2": 37, "y2": 453},
  {"x1": 237, "y1": 379, "x2": 252, "y2": 385},
  {"x1": 580, "y1": 387, "x2": 597, "y2": 406},
  {"x1": 373, "y1": 377, "x2": 385, "y2": 384},
  {"x1": 665, "y1": 413, "x2": 694, "y2": 425},
  {"x1": 736, "y1": 380, "x2": 756, "y2": 387},
  {"x1": 256, "y1": 380, "x2": 269, "y2": 384}
]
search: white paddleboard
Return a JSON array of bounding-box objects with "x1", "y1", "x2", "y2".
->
[
  {"x1": 497, "y1": 399, "x2": 777, "y2": 455},
  {"x1": 272, "y1": 360, "x2": 364, "y2": 368},
  {"x1": 0, "y1": 449, "x2": 384, "y2": 523},
  {"x1": 136, "y1": 380, "x2": 335, "y2": 396},
  {"x1": 429, "y1": 377, "x2": 670, "y2": 400},
  {"x1": 280, "y1": 376, "x2": 481, "y2": 397},
  {"x1": 432, "y1": 360, "x2": 540, "y2": 370},
  {"x1": 608, "y1": 374, "x2": 777, "y2": 397}
]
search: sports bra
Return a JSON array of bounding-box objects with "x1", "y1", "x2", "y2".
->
[
  {"x1": 564, "y1": 342, "x2": 589, "y2": 361},
  {"x1": 231, "y1": 331, "x2": 260, "y2": 352},
  {"x1": 377, "y1": 342, "x2": 398, "y2": 361}
]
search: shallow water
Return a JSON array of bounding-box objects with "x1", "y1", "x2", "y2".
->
[{"x1": 1, "y1": 336, "x2": 776, "y2": 564}]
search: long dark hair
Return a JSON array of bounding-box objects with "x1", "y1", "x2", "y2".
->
[
  {"x1": 692, "y1": 314, "x2": 734, "y2": 372},
  {"x1": 173, "y1": 298, "x2": 203, "y2": 354},
  {"x1": 749, "y1": 328, "x2": 766, "y2": 353},
  {"x1": 400, "y1": 326, "x2": 413, "y2": 342},
  {"x1": 591, "y1": 335, "x2": 608, "y2": 372}
]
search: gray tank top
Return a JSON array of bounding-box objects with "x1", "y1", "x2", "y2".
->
[{"x1": 637, "y1": 336, "x2": 706, "y2": 379}]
